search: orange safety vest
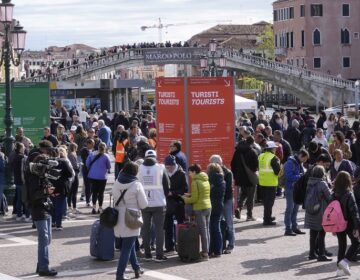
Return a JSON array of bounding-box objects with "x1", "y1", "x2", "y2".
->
[{"x1": 115, "y1": 139, "x2": 128, "y2": 163}]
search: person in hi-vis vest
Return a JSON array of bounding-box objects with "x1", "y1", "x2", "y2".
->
[
  {"x1": 258, "y1": 141, "x2": 281, "y2": 226},
  {"x1": 137, "y1": 149, "x2": 170, "y2": 262},
  {"x1": 114, "y1": 131, "x2": 129, "y2": 179}
]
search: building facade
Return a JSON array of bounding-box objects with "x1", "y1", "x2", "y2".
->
[{"x1": 273, "y1": 0, "x2": 360, "y2": 80}]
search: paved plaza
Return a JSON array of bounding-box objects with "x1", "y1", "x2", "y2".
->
[{"x1": 0, "y1": 191, "x2": 359, "y2": 280}]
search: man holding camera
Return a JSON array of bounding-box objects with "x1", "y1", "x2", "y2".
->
[{"x1": 26, "y1": 140, "x2": 58, "y2": 277}]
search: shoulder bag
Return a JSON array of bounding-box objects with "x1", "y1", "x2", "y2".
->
[
  {"x1": 85, "y1": 153, "x2": 103, "y2": 176},
  {"x1": 100, "y1": 189, "x2": 127, "y2": 228},
  {"x1": 124, "y1": 187, "x2": 143, "y2": 229}
]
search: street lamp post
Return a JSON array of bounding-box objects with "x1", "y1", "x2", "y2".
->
[
  {"x1": 199, "y1": 39, "x2": 226, "y2": 77},
  {"x1": 0, "y1": 0, "x2": 27, "y2": 187},
  {"x1": 355, "y1": 80, "x2": 360, "y2": 119}
]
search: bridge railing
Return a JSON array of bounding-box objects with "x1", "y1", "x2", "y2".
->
[
  {"x1": 23, "y1": 47, "x2": 356, "y2": 92},
  {"x1": 224, "y1": 49, "x2": 356, "y2": 91}
]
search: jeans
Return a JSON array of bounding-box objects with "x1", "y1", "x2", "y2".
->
[
  {"x1": 310, "y1": 229, "x2": 326, "y2": 256},
  {"x1": 53, "y1": 195, "x2": 65, "y2": 227},
  {"x1": 284, "y1": 188, "x2": 299, "y2": 231},
  {"x1": 116, "y1": 236, "x2": 140, "y2": 279},
  {"x1": 34, "y1": 216, "x2": 52, "y2": 272},
  {"x1": 141, "y1": 207, "x2": 165, "y2": 257},
  {"x1": 15, "y1": 185, "x2": 30, "y2": 218},
  {"x1": 164, "y1": 201, "x2": 185, "y2": 251},
  {"x1": 261, "y1": 186, "x2": 277, "y2": 223},
  {"x1": 90, "y1": 179, "x2": 107, "y2": 207},
  {"x1": 209, "y1": 209, "x2": 223, "y2": 255},
  {"x1": 222, "y1": 199, "x2": 235, "y2": 248},
  {"x1": 238, "y1": 185, "x2": 256, "y2": 217},
  {"x1": 194, "y1": 208, "x2": 211, "y2": 253},
  {"x1": 336, "y1": 230, "x2": 360, "y2": 263}
]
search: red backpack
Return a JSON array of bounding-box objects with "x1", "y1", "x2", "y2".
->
[{"x1": 322, "y1": 200, "x2": 348, "y2": 233}]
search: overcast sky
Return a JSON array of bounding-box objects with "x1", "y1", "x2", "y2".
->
[{"x1": 13, "y1": 0, "x2": 274, "y2": 50}]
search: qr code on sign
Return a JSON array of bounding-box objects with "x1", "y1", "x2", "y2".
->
[
  {"x1": 159, "y1": 123, "x2": 164, "y2": 133},
  {"x1": 192, "y1": 124, "x2": 200, "y2": 134}
]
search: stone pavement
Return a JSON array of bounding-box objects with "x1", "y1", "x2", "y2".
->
[{"x1": 0, "y1": 194, "x2": 359, "y2": 280}]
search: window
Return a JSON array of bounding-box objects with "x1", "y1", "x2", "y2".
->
[
  {"x1": 274, "y1": 10, "x2": 278, "y2": 21},
  {"x1": 290, "y1": 7, "x2": 294, "y2": 19},
  {"x1": 343, "y1": 57, "x2": 350, "y2": 68},
  {"x1": 341, "y1": 28, "x2": 350, "y2": 44},
  {"x1": 311, "y1": 4, "x2": 323, "y2": 16},
  {"x1": 313, "y1": 29, "x2": 321, "y2": 45},
  {"x1": 275, "y1": 34, "x2": 278, "y2": 47},
  {"x1": 314, "y1": 57, "x2": 321, "y2": 68},
  {"x1": 296, "y1": 59, "x2": 299, "y2": 67},
  {"x1": 301, "y1": 30, "x2": 305, "y2": 47},
  {"x1": 354, "y1": 32, "x2": 360, "y2": 39},
  {"x1": 290, "y1": 32, "x2": 294, "y2": 48},
  {"x1": 300, "y1": 5, "x2": 305, "y2": 17},
  {"x1": 286, "y1": 32, "x2": 290, "y2": 48},
  {"x1": 342, "y1": 4, "x2": 350, "y2": 16}
]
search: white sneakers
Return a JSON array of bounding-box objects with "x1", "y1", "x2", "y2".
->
[
  {"x1": 336, "y1": 269, "x2": 346, "y2": 277},
  {"x1": 338, "y1": 259, "x2": 351, "y2": 276}
]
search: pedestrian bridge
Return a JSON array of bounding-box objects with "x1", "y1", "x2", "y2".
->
[{"x1": 24, "y1": 48, "x2": 357, "y2": 106}]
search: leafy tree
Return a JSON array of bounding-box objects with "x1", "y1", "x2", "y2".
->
[{"x1": 256, "y1": 24, "x2": 274, "y2": 59}]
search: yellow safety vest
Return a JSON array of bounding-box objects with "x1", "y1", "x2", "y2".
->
[{"x1": 258, "y1": 151, "x2": 278, "y2": 187}]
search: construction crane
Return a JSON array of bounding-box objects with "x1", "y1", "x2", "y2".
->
[{"x1": 141, "y1": 18, "x2": 232, "y2": 43}]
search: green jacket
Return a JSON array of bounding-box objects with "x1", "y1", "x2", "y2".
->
[{"x1": 184, "y1": 172, "x2": 211, "y2": 211}]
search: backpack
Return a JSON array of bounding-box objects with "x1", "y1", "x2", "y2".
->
[
  {"x1": 322, "y1": 200, "x2": 348, "y2": 233},
  {"x1": 278, "y1": 164, "x2": 286, "y2": 188},
  {"x1": 293, "y1": 172, "x2": 309, "y2": 205},
  {"x1": 304, "y1": 182, "x2": 321, "y2": 215}
]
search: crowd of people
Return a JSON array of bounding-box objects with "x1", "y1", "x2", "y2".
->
[{"x1": 1, "y1": 105, "x2": 360, "y2": 279}]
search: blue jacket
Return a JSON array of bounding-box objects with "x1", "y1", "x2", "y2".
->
[
  {"x1": 98, "y1": 126, "x2": 112, "y2": 147},
  {"x1": 86, "y1": 152, "x2": 111, "y2": 180},
  {"x1": 284, "y1": 156, "x2": 303, "y2": 189},
  {"x1": 329, "y1": 160, "x2": 353, "y2": 181}
]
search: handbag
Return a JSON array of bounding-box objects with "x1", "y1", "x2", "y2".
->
[
  {"x1": 100, "y1": 189, "x2": 127, "y2": 228},
  {"x1": 240, "y1": 154, "x2": 258, "y2": 186},
  {"x1": 125, "y1": 207, "x2": 143, "y2": 230}
]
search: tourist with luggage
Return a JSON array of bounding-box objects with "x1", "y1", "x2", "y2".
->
[
  {"x1": 207, "y1": 163, "x2": 226, "y2": 258},
  {"x1": 163, "y1": 155, "x2": 188, "y2": 253},
  {"x1": 182, "y1": 164, "x2": 211, "y2": 260},
  {"x1": 304, "y1": 165, "x2": 332, "y2": 261},
  {"x1": 113, "y1": 162, "x2": 148, "y2": 280}
]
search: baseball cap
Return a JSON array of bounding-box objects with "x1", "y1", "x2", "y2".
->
[
  {"x1": 92, "y1": 122, "x2": 98, "y2": 128},
  {"x1": 70, "y1": 125, "x2": 77, "y2": 131},
  {"x1": 266, "y1": 141, "x2": 278, "y2": 149},
  {"x1": 145, "y1": 150, "x2": 157, "y2": 158}
]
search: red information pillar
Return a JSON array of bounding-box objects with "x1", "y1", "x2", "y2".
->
[
  {"x1": 187, "y1": 77, "x2": 235, "y2": 170},
  {"x1": 156, "y1": 77, "x2": 186, "y2": 163}
]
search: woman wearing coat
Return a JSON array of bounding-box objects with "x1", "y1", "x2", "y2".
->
[
  {"x1": 113, "y1": 162, "x2": 148, "y2": 280},
  {"x1": 304, "y1": 165, "x2": 332, "y2": 261},
  {"x1": 329, "y1": 149, "x2": 353, "y2": 181}
]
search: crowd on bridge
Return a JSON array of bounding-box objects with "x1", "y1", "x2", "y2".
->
[{"x1": 0, "y1": 105, "x2": 360, "y2": 279}]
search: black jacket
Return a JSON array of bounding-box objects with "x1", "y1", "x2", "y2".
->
[
  {"x1": 49, "y1": 158, "x2": 74, "y2": 196},
  {"x1": 13, "y1": 153, "x2": 25, "y2": 185},
  {"x1": 231, "y1": 141, "x2": 258, "y2": 186},
  {"x1": 333, "y1": 191, "x2": 360, "y2": 231},
  {"x1": 284, "y1": 127, "x2": 302, "y2": 152},
  {"x1": 42, "y1": 134, "x2": 59, "y2": 148},
  {"x1": 308, "y1": 145, "x2": 331, "y2": 165},
  {"x1": 208, "y1": 172, "x2": 225, "y2": 214},
  {"x1": 222, "y1": 166, "x2": 233, "y2": 201},
  {"x1": 354, "y1": 184, "x2": 360, "y2": 213},
  {"x1": 166, "y1": 165, "x2": 188, "y2": 212},
  {"x1": 280, "y1": 138, "x2": 293, "y2": 164}
]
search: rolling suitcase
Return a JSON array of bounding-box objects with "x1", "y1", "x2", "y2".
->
[
  {"x1": 177, "y1": 222, "x2": 200, "y2": 262},
  {"x1": 90, "y1": 220, "x2": 115, "y2": 261}
]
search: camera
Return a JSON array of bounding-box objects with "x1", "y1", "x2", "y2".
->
[{"x1": 29, "y1": 158, "x2": 62, "y2": 180}]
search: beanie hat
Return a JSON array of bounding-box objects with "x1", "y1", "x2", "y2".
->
[{"x1": 164, "y1": 155, "x2": 176, "y2": 166}]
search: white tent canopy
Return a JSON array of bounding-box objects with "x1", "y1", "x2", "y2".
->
[{"x1": 235, "y1": 95, "x2": 258, "y2": 115}]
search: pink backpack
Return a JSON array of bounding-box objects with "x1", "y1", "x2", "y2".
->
[{"x1": 322, "y1": 200, "x2": 348, "y2": 233}]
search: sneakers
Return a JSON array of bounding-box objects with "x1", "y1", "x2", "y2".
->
[
  {"x1": 134, "y1": 268, "x2": 144, "y2": 278},
  {"x1": 338, "y1": 259, "x2": 351, "y2": 276},
  {"x1": 263, "y1": 221, "x2": 277, "y2": 226},
  {"x1": 246, "y1": 216, "x2": 256, "y2": 222},
  {"x1": 317, "y1": 255, "x2": 332, "y2": 262},
  {"x1": 284, "y1": 230, "x2": 297, "y2": 236},
  {"x1": 292, "y1": 228, "x2": 306, "y2": 235},
  {"x1": 54, "y1": 226, "x2": 64, "y2": 231},
  {"x1": 223, "y1": 246, "x2": 234, "y2": 254},
  {"x1": 24, "y1": 217, "x2": 32, "y2": 223},
  {"x1": 16, "y1": 216, "x2": 24, "y2": 222},
  {"x1": 336, "y1": 268, "x2": 346, "y2": 277},
  {"x1": 144, "y1": 254, "x2": 153, "y2": 262},
  {"x1": 154, "y1": 256, "x2": 167, "y2": 263},
  {"x1": 38, "y1": 269, "x2": 58, "y2": 277},
  {"x1": 200, "y1": 252, "x2": 209, "y2": 261},
  {"x1": 72, "y1": 208, "x2": 81, "y2": 214}
]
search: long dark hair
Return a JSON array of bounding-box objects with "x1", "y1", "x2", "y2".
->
[{"x1": 333, "y1": 171, "x2": 352, "y2": 193}]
